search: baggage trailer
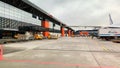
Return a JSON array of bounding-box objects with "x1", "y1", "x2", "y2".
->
[
  {"x1": 0, "y1": 26, "x2": 45, "y2": 44},
  {"x1": 98, "y1": 28, "x2": 120, "y2": 40},
  {"x1": 0, "y1": 30, "x2": 34, "y2": 44}
]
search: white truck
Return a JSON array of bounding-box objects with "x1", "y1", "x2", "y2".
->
[{"x1": 98, "y1": 27, "x2": 120, "y2": 40}]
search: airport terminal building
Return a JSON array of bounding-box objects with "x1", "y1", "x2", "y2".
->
[
  {"x1": 0, "y1": 1, "x2": 41, "y2": 30},
  {"x1": 0, "y1": 1, "x2": 64, "y2": 39},
  {"x1": 0, "y1": 1, "x2": 61, "y2": 30}
]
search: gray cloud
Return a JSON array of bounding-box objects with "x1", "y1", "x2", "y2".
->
[{"x1": 29, "y1": 0, "x2": 120, "y2": 30}]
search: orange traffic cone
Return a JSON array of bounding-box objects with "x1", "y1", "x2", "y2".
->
[{"x1": 0, "y1": 45, "x2": 3, "y2": 60}]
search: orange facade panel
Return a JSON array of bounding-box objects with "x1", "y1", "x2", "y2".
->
[
  {"x1": 42, "y1": 20, "x2": 49, "y2": 28},
  {"x1": 0, "y1": 45, "x2": 3, "y2": 60},
  {"x1": 68, "y1": 30, "x2": 71, "y2": 37},
  {"x1": 61, "y1": 27, "x2": 65, "y2": 37},
  {"x1": 80, "y1": 31, "x2": 89, "y2": 36},
  {"x1": 42, "y1": 20, "x2": 49, "y2": 37}
]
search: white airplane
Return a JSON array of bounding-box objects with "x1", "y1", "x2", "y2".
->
[
  {"x1": 69, "y1": 14, "x2": 120, "y2": 30},
  {"x1": 102, "y1": 14, "x2": 120, "y2": 28}
]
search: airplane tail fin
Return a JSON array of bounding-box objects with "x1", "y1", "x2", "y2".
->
[{"x1": 109, "y1": 14, "x2": 113, "y2": 25}]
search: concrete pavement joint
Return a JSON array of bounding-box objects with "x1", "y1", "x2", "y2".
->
[
  {"x1": 3, "y1": 41, "x2": 56, "y2": 57},
  {"x1": 33, "y1": 49, "x2": 120, "y2": 53},
  {"x1": 87, "y1": 39, "x2": 102, "y2": 68},
  {"x1": 93, "y1": 39, "x2": 110, "y2": 52},
  {"x1": 1, "y1": 37, "x2": 119, "y2": 68},
  {"x1": 89, "y1": 39, "x2": 120, "y2": 68}
]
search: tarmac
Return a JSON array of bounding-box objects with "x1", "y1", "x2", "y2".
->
[{"x1": 0, "y1": 37, "x2": 120, "y2": 68}]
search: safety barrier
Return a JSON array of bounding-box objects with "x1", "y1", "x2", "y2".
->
[{"x1": 0, "y1": 45, "x2": 3, "y2": 60}]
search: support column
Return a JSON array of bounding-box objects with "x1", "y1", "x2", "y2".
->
[
  {"x1": 41, "y1": 20, "x2": 49, "y2": 37},
  {"x1": 0, "y1": 45, "x2": 3, "y2": 60},
  {"x1": 61, "y1": 27, "x2": 65, "y2": 37},
  {"x1": 68, "y1": 30, "x2": 71, "y2": 37},
  {"x1": 71, "y1": 31, "x2": 74, "y2": 36}
]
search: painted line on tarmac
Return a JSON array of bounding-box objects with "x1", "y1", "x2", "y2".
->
[
  {"x1": 0, "y1": 59, "x2": 118, "y2": 68},
  {"x1": 93, "y1": 40, "x2": 110, "y2": 52},
  {"x1": 101, "y1": 46, "x2": 110, "y2": 51},
  {"x1": 83, "y1": 39, "x2": 118, "y2": 68}
]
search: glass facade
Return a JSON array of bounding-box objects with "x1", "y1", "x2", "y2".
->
[
  {"x1": 0, "y1": 17, "x2": 34, "y2": 29},
  {"x1": 0, "y1": 1, "x2": 60, "y2": 31},
  {"x1": 49, "y1": 21, "x2": 60, "y2": 30},
  {"x1": 0, "y1": 1, "x2": 41, "y2": 29}
]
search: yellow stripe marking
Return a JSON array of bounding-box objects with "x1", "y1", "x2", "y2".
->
[
  {"x1": 91, "y1": 39, "x2": 110, "y2": 51},
  {"x1": 102, "y1": 46, "x2": 109, "y2": 51}
]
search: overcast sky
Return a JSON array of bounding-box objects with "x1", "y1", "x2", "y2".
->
[{"x1": 29, "y1": 0, "x2": 120, "y2": 30}]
